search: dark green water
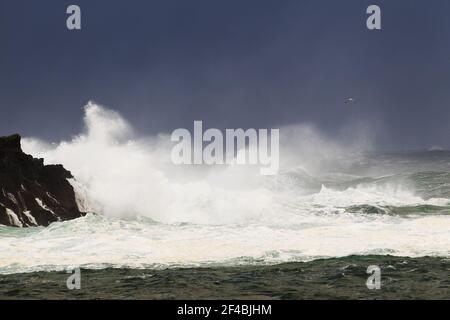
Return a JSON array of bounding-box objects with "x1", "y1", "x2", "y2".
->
[{"x1": 1, "y1": 255, "x2": 448, "y2": 300}]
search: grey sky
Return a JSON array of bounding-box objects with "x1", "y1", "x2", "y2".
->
[{"x1": 1, "y1": 0, "x2": 450, "y2": 149}]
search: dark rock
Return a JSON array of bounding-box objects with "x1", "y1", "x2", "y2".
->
[{"x1": 0, "y1": 134, "x2": 84, "y2": 227}]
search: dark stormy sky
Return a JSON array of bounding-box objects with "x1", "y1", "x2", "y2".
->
[{"x1": 0, "y1": 0, "x2": 449, "y2": 149}]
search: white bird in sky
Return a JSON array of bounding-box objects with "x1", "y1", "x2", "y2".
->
[{"x1": 345, "y1": 97, "x2": 356, "y2": 104}]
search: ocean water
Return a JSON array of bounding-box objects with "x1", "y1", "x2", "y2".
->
[
  {"x1": 1, "y1": 150, "x2": 449, "y2": 274},
  {"x1": 1, "y1": 256, "x2": 449, "y2": 299},
  {"x1": 0, "y1": 103, "x2": 449, "y2": 299},
  {"x1": 1, "y1": 172, "x2": 450, "y2": 275}
]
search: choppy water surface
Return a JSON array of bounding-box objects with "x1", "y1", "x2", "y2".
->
[
  {"x1": 0, "y1": 256, "x2": 448, "y2": 299},
  {"x1": 1, "y1": 151, "x2": 450, "y2": 275},
  {"x1": 1, "y1": 104, "x2": 450, "y2": 299}
]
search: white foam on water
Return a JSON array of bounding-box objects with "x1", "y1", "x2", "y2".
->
[
  {"x1": 0, "y1": 212, "x2": 448, "y2": 274},
  {"x1": 21, "y1": 102, "x2": 376, "y2": 225},
  {"x1": 0, "y1": 101, "x2": 445, "y2": 274}
]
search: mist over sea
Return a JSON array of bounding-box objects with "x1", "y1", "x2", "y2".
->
[{"x1": 0, "y1": 102, "x2": 449, "y2": 298}]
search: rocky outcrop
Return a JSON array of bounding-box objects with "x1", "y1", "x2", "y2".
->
[{"x1": 0, "y1": 134, "x2": 84, "y2": 227}]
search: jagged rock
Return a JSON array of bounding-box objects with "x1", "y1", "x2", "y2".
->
[{"x1": 0, "y1": 134, "x2": 84, "y2": 227}]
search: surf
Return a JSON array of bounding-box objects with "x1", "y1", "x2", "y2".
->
[{"x1": 0, "y1": 101, "x2": 446, "y2": 274}]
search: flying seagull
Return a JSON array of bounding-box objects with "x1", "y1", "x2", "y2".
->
[{"x1": 345, "y1": 97, "x2": 356, "y2": 104}]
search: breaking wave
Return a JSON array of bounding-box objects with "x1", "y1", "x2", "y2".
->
[{"x1": 0, "y1": 101, "x2": 448, "y2": 274}]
